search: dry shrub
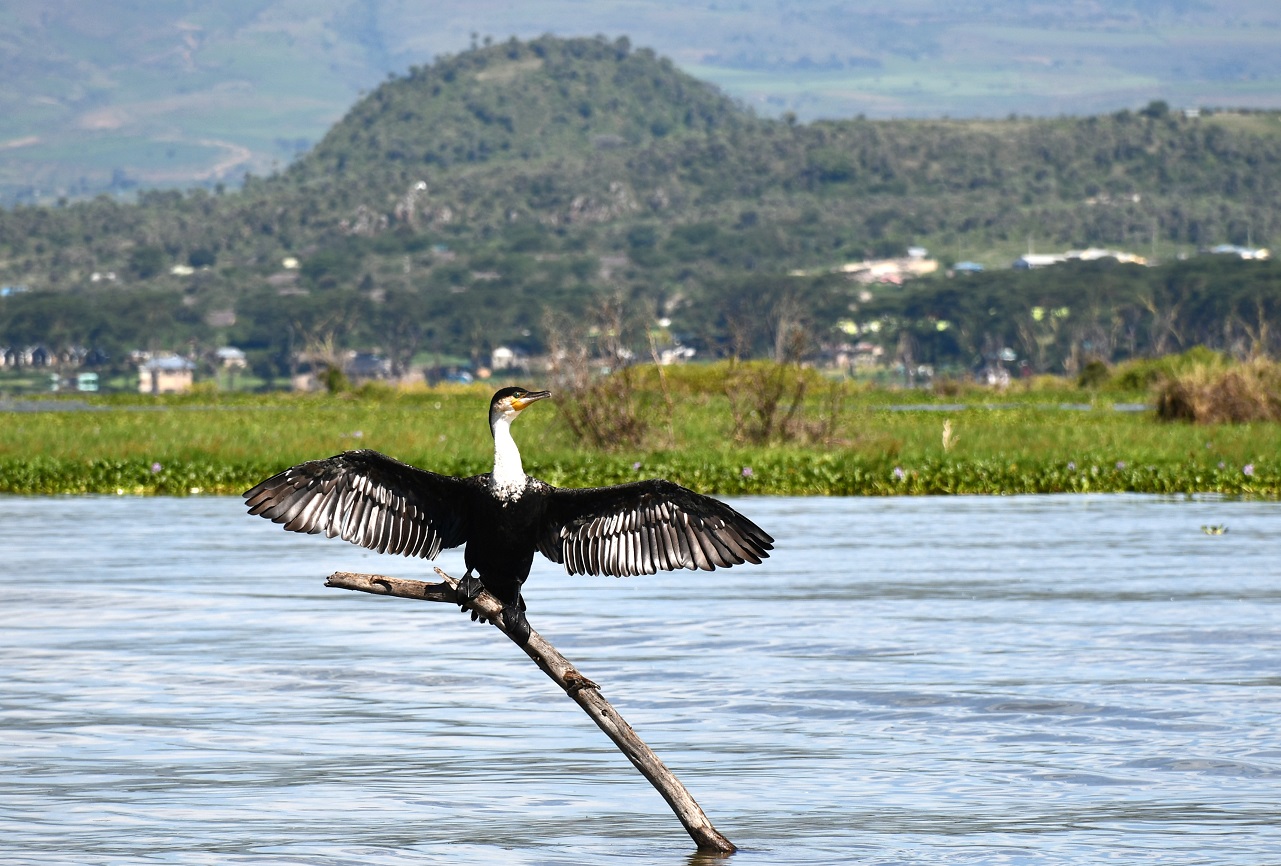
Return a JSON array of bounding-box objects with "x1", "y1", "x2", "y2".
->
[
  {"x1": 1155, "y1": 358, "x2": 1281, "y2": 423},
  {"x1": 553, "y1": 364, "x2": 651, "y2": 448},
  {"x1": 931, "y1": 376, "x2": 969, "y2": 397},
  {"x1": 725, "y1": 359, "x2": 843, "y2": 445},
  {"x1": 543, "y1": 303, "x2": 665, "y2": 450}
]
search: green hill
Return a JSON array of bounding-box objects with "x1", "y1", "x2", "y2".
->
[
  {"x1": 1, "y1": 36, "x2": 1280, "y2": 381},
  {"x1": 5, "y1": 1, "x2": 1281, "y2": 205}
]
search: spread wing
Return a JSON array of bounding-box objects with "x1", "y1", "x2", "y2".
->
[
  {"x1": 243, "y1": 449, "x2": 472, "y2": 559},
  {"x1": 536, "y1": 479, "x2": 774, "y2": 576}
]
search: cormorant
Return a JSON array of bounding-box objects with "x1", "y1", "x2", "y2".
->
[{"x1": 243, "y1": 387, "x2": 773, "y2": 643}]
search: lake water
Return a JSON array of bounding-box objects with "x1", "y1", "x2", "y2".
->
[{"x1": 2, "y1": 494, "x2": 1279, "y2": 864}]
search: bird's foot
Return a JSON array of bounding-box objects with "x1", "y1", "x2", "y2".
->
[
  {"x1": 456, "y1": 573, "x2": 485, "y2": 604},
  {"x1": 456, "y1": 573, "x2": 490, "y2": 623},
  {"x1": 502, "y1": 603, "x2": 532, "y2": 646}
]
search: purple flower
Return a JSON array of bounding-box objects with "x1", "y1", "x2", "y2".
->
[
  {"x1": 150, "y1": 462, "x2": 163, "y2": 473},
  {"x1": 741, "y1": 466, "x2": 754, "y2": 478},
  {"x1": 632, "y1": 461, "x2": 643, "y2": 471},
  {"x1": 1244, "y1": 464, "x2": 1255, "y2": 477},
  {"x1": 1115, "y1": 461, "x2": 1126, "y2": 471},
  {"x1": 1067, "y1": 461, "x2": 1076, "y2": 471},
  {"x1": 1218, "y1": 461, "x2": 1226, "y2": 470},
  {"x1": 893, "y1": 466, "x2": 906, "y2": 480}
]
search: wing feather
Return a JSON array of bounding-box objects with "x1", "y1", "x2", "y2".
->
[
  {"x1": 686, "y1": 517, "x2": 714, "y2": 570},
  {"x1": 243, "y1": 449, "x2": 471, "y2": 560},
  {"x1": 538, "y1": 478, "x2": 773, "y2": 578}
]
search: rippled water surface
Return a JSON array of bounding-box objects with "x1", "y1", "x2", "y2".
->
[{"x1": 3, "y1": 494, "x2": 1280, "y2": 864}]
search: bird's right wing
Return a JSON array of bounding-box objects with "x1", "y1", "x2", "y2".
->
[
  {"x1": 243, "y1": 449, "x2": 471, "y2": 559},
  {"x1": 536, "y1": 478, "x2": 774, "y2": 576}
]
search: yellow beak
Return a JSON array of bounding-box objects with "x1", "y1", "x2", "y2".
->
[{"x1": 513, "y1": 390, "x2": 551, "y2": 411}]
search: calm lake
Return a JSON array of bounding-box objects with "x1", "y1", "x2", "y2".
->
[{"x1": 2, "y1": 494, "x2": 1279, "y2": 864}]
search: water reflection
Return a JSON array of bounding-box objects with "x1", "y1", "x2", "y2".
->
[{"x1": 2, "y1": 494, "x2": 1279, "y2": 864}]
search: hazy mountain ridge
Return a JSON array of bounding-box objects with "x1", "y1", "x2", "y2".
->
[{"x1": 2, "y1": 0, "x2": 1280, "y2": 205}]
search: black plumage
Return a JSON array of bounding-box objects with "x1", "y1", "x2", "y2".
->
[{"x1": 243, "y1": 387, "x2": 773, "y2": 643}]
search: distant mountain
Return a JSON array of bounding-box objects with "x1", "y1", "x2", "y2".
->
[{"x1": 2, "y1": 1, "x2": 1279, "y2": 205}]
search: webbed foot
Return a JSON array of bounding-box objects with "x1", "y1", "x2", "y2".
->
[
  {"x1": 502, "y1": 603, "x2": 532, "y2": 645},
  {"x1": 457, "y1": 572, "x2": 490, "y2": 622},
  {"x1": 457, "y1": 572, "x2": 484, "y2": 603}
]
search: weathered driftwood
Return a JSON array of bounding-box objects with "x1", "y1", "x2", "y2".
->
[{"x1": 325, "y1": 568, "x2": 737, "y2": 855}]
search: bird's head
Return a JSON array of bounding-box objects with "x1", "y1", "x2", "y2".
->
[{"x1": 489, "y1": 386, "x2": 551, "y2": 434}]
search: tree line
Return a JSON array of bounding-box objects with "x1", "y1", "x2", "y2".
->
[{"x1": 1, "y1": 35, "x2": 1279, "y2": 379}]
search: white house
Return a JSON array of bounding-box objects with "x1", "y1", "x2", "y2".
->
[{"x1": 138, "y1": 355, "x2": 195, "y2": 394}]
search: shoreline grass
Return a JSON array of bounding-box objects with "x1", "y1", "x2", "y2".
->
[{"x1": 2, "y1": 376, "x2": 1278, "y2": 496}]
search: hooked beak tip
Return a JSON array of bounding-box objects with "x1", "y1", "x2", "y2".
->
[{"x1": 514, "y1": 390, "x2": 551, "y2": 410}]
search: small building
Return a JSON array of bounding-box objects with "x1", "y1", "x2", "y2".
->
[
  {"x1": 831, "y1": 341, "x2": 884, "y2": 372},
  {"x1": 1208, "y1": 244, "x2": 1270, "y2": 261},
  {"x1": 215, "y1": 346, "x2": 247, "y2": 369},
  {"x1": 1013, "y1": 253, "x2": 1068, "y2": 269},
  {"x1": 1015, "y1": 248, "x2": 1147, "y2": 269},
  {"x1": 1067, "y1": 247, "x2": 1147, "y2": 264},
  {"x1": 491, "y1": 346, "x2": 518, "y2": 371},
  {"x1": 138, "y1": 355, "x2": 195, "y2": 394},
  {"x1": 841, "y1": 255, "x2": 939, "y2": 284},
  {"x1": 656, "y1": 344, "x2": 696, "y2": 365},
  {"x1": 347, "y1": 352, "x2": 391, "y2": 381}
]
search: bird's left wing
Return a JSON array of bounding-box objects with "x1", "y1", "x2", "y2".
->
[
  {"x1": 243, "y1": 449, "x2": 471, "y2": 559},
  {"x1": 536, "y1": 478, "x2": 774, "y2": 576}
]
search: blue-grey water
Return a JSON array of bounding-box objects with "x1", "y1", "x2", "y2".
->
[{"x1": 2, "y1": 494, "x2": 1279, "y2": 864}]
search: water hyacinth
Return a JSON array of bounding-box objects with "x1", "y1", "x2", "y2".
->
[{"x1": 1, "y1": 452, "x2": 1277, "y2": 498}]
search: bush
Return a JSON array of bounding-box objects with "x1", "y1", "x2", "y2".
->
[
  {"x1": 723, "y1": 359, "x2": 842, "y2": 445},
  {"x1": 1077, "y1": 359, "x2": 1111, "y2": 389},
  {"x1": 1155, "y1": 357, "x2": 1281, "y2": 423},
  {"x1": 1114, "y1": 346, "x2": 1227, "y2": 391},
  {"x1": 127, "y1": 245, "x2": 168, "y2": 279}
]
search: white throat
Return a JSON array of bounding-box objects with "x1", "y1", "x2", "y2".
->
[{"x1": 490, "y1": 415, "x2": 527, "y2": 499}]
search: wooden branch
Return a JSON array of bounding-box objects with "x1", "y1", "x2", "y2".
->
[{"x1": 325, "y1": 569, "x2": 737, "y2": 855}]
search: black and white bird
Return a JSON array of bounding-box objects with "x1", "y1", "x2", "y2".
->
[{"x1": 243, "y1": 387, "x2": 773, "y2": 643}]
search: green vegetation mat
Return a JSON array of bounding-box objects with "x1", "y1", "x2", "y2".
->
[{"x1": 2, "y1": 383, "x2": 1277, "y2": 497}]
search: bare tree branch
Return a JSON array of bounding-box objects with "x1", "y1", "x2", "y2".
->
[{"x1": 325, "y1": 569, "x2": 737, "y2": 854}]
